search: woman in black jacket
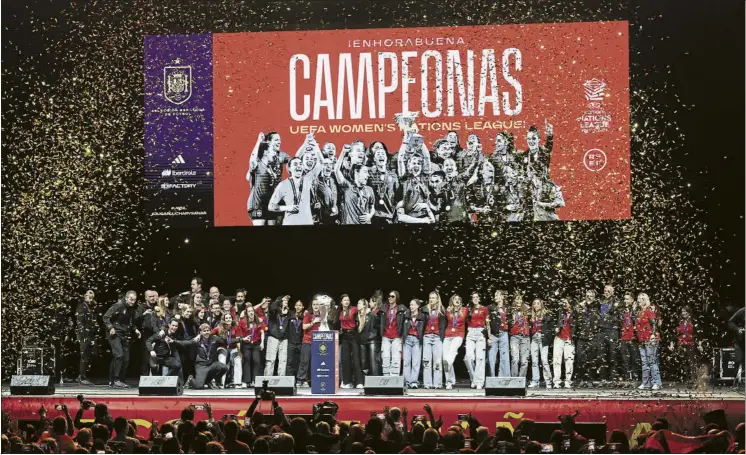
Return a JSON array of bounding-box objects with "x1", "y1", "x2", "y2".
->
[
  {"x1": 402, "y1": 299, "x2": 425, "y2": 388},
  {"x1": 339, "y1": 295, "x2": 364, "y2": 389},
  {"x1": 358, "y1": 298, "x2": 383, "y2": 376}
]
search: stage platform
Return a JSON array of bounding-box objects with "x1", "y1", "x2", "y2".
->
[{"x1": 2, "y1": 382, "x2": 743, "y2": 442}]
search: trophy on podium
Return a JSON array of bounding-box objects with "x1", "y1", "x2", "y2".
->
[
  {"x1": 394, "y1": 112, "x2": 424, "y2": 149},
  {"x1": 317, "y1": 295, "x2": 332, "y2": 331}
]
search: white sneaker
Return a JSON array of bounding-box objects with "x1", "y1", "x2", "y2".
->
[
  {"x1": 341, "y1": 383, "x2": 352, "y2": 389},
  {"x1": 546, "y1": 383, "x2": 553, "y2": 389},
  {"x1": 410, "y1": 383, "x2": 419, "y2": 389},
  {"x1": 528, "y1": 382, "x2": 538, "y2": 388},
  {"x1": 638, "y1": 384, "x2": 650, "y2": 390},
  {"x1": 470, "y1": 382, "x2": 476, "y2": 389},
  {"x1": 446, "y1": 383, "x2": 453, "y2": 390},
  {"x1": 564, "y1": 383, "x2": 572, "y2": 389},
  {"x1": 652, "y1": 384, "x2": 661, "y2": 391},
  {"x1": 475, "y1": 384, "x2": 484, "y2": 390},
  {"x1": 356, "y1": 384, "x2": 364, "y2": 389}
]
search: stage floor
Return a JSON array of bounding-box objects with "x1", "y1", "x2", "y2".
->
[{"x1": 2, "y1": 380, "x2": 742, "y2": 400}]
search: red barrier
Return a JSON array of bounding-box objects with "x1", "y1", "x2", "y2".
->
[{"x1": 3, "y1": 395, "x2": 743, "y2": 444}]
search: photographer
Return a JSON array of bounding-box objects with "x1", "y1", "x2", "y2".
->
[{"x1": 74, "y1": 397, "x2": 113, "y2": 431}]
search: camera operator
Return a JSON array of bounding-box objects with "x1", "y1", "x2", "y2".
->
[
  {"x1": 103, "y1": 290, "x2": 141, "y2": 388},
  {"x1": 73, "y1": 396, "x2": 113, "y2": 431}
]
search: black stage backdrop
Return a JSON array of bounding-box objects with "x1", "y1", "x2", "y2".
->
[{"x1": 1, "y1": 0, "x2": 743, "y2": 379}]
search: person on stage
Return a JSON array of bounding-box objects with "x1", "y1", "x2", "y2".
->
[
  {"x1": 381, "y1": 291, "x2": 407, "y2": 376},
  {"x1": 552, "y1": 298, "x2": 576, "y2": 389},
  {"x1": 574, "y1": 290, "x2": 600, "y2": 387},
  {"x1": 135, "y1": 290, "x2": 160, "y2": 376},
  {"x1": 286, "y1": 300, "x2": 305, "y2": 381},
  {"x1": 619, "y1": 292, "x2": 639, "y2": 383},
  {"x1": 675, "y1": 306, "x2": 697, "y2": 385},
  {"x1": 75, "y1": 289, "x2": 97, "y2": 386},
  {"x1": 146, "y1": 319, "x2": 183, "y2": 380},
  {"x1": 464, "y1": 292, "x2": 489, "y2": 389},
  {"x1": 175, "y1": 306, "x2": 198, "y2": 380},
  {"x1": 169, "y1": 276, "x2": 208, "y2": 312},
  {"x1": 212, "y1": 313, "x2": 242, "y2": 388},
  {"x1": 234, "y1": 288, "x2": 248, "y2": 316},
  {"x1": 508, "y1": 293, "x2": 530, "y2": 378},
  {"x1": 297, "y1": 297, "x2": 323, "y2": 387},
  {"x1": 239, "y1": 306, "x2": 265, "y2": 388},
  {"x1": 268, "y1": 141, "x2": 323, "y2": 226},
  {"x1": 368, "y1": 141, "x2": 400, "y2": 225},
  {"x1": 422, "y1": 291, "x2": 446, "y2": 389},
  {"x1": 335, "y1": 146, "x2": 376, "y2": 225},
  {"x1": 597, "y1": 285, "x2": 621, "y2": 385},
  {"x1": 264, "y1": 297, "x2": 290, "y2": 377},
  {"x1": 359, "y1": 298, "x2": 383, "y2": 376},
  {"x1": 402, "y1": 298, "x2": 425, "y2": 389},
  {"x1": 221, "y1": 298, "x2": 236, "y2": 321},
  {"x1": 488, "y1": 289, "x2": 511, "y2": 377},
  {"x1": 190, "y1": 292, "x2": 204, "y2": 312},
  {"x1": 183, "y1": 323, "x2": 229, "y2": 390},
  {"x1": 443, "y1": 294, "x2": 467, "y2": 390},
  {"x1": 103, "y1": 290, "x2": 140, "y2": 388},
  {"x1": 247, "y1": 131, "x2": 291, "y2": 226},
  {"x1": 529, "y1": 298, "x2": 554, "y2": 389},
  {"x1": 635, "y1": 293, "x2": 662, "y2": 390},
  {"x1": 339, "y1": 295, "x2": 364, "y2": 389}
]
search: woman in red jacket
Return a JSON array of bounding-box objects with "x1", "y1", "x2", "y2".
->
[
  {"x1": 212, "y1": 313, "x2": 243, "y2": 388},
  {"x1": 238, "y1": 307, "x2": 265, "y2": 388},
  {"x1": 675, "y1": 306, "x2": 697, "y2": 385},
  {"x1": 635, "y1": 293, "x2": 662, "y2": 390}
]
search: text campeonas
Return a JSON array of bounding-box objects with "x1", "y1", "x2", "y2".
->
[{"x1": 289, "y1": 48, "x2": 523, "y2": 121}]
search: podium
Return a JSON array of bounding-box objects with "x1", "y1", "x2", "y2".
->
[{"x1": 311, "y1": 331, "x2": 339, "y2": 394}]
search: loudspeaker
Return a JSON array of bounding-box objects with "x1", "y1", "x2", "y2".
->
[
  {"x1": 364, "y1": 376, "x2": 405, "y2": 395},
  {"x1": 138, "y1": 376, "x2": 183, "y2": 396},
  {"x1": 533, "y1": 422, "x2": 607, "y2": 444},
  {"x1": 254, "y1": 376, "x2": 296, "y2": 396},
  {"x1": 485, "y1": 377, "x2": 526, "y2": 396},
  {"x1": 10, "y1": 375, "x2": 55, "y2": 395},
  {"x1": 714, "y1": 348, "x2": 738, "y2": 380}
]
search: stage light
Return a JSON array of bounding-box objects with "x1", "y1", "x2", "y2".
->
[{"x1": 184, "y1": 238, "x2": 190, "y2": 244}]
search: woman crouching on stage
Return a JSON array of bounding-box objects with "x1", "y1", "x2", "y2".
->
[
  {"x1": 239, "y1": 307, "x2": 265, "y2": 388},
  {"x1": 212, "y1": 313, "x2": 242, "y2": 388},
  {"x1": 443, "y1": 294, "x2": 467, "y2": 390},
  {"x1": 464, "y1": 292, "x2": 489, "y2": 389},
  {"x1": 422, "y1": 291, "x2": 446, "y2": 389},
  {"x1": 359, "y1": 298, "x2": 383, "y2": 377},
  {"x1": 339, "y1": 294, "x2": 364, "y2": 389},
  {"x1": 509, "y1": 293, "x2": 530, "y2": 378},
  {"x1": 636, "y1": 293, "x2": 662, "y2": 390},
  {"x1": 402, "y1": 299, "x2": 425, "y2": 389},
  {"x1": 529, "y1": 298, "x2": 554, "y2": 389},
  {"x1": 296, "y1": 297, "x2": 322, "y2": 387}
]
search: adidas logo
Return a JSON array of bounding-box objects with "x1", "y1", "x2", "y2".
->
[{"x1": 171, "y1": 154, "x2": 185, "y2": 165}]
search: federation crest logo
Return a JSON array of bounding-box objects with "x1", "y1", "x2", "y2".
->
[
  {"x1": 163, "y1": 61, "x2": 192, "y2": 105},
  {"x1": 583, "y1": 78, "x2": 606, "y2": 101},
  {"x1": 319, "y1": 344, "x2": 327, "y2": 355}
]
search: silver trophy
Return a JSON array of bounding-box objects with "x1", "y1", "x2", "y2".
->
[
  {"x1": 317, "y1": 295, "x2": 332, "y2": 331},
  {"x1": 394, "y1": 112, "x2": 424, "y2": 149}
]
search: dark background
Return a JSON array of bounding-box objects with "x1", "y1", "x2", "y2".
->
[{"x1": 2, "y1": 0, "x2": 743, "y2": 379}]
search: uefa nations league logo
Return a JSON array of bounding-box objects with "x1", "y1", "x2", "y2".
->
[
  {"x1": 583, "y1": 78, "x2": 606, "y2": 101},
  {"x1": 163, "y1": 60, "x2": 192, "y2": 105}
]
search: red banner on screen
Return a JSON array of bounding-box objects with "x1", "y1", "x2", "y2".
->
[{"x1": 213, "y1": 22, "x2": 630, "y2": 226}]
